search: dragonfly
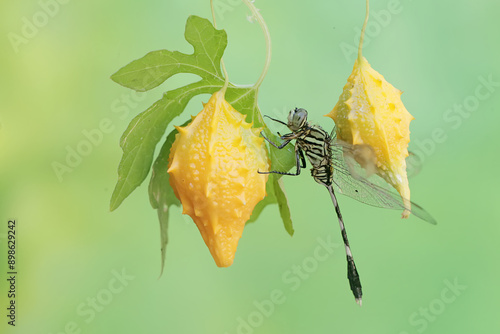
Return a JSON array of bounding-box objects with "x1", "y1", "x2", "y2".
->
[{"x1": 259, "y1": 108, "x2": 436, "y2": 306}]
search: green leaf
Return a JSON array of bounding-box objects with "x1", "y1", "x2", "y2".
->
[
  {"x1": 247, "y1": 174, "x2": 294, "y2": 236},
  {"x1": 262, "y1": 127, "x2": 296, "y2": 173},
  {"x1": 149, "y1": 125, "x2": 184, "y2": 276},
  {"x1": 111, "y1": 15, "x2": 226, "y2": 92},
  {"x1": 110, "y1": 96, "x2": 171, "y2": 211},
  {"x1": 273, "y1": 176, "x2": 294, "y2": 236},
  {"x1": 110, "y1": 16, "x2": 226, "y2": 211},
  {"x1": 110, "y1": 81, "x2": 219, "y2": 211},
  {"x1": 111, "y1": 15, "x2": 297, "y2": 269},
  {"x1": 248, "y1": 174, "x2": 276, "y2": 224}
]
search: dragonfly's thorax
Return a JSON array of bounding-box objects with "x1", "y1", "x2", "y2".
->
[{"x1": 295, "y1": 124, "x2": 334, "y2": 186}]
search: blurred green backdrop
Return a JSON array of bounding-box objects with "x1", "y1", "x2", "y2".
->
[{"x1": 1, "y1": 0, "x2": 499, "y2": 333}]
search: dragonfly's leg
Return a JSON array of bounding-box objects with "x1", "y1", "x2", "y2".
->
[
  {"x1": 288, "y1": 146, "x2": 304, "y2": 176},
  {"x1": 258, "y1": 146, "x2": 304, "y2": 176},
  {"x1": 326, "y1": 185, "x2": 363, "y2": 306},
  {"x1": 260, "y1": 131, "x2": 293, "y2": 149},
  {"x1": 298, "y1": 147, "x2": 307, "y2": 168}
]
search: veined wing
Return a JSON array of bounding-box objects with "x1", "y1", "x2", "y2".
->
[{"x1": 330, "y1": 140, "x2": 437, "y2": 225}]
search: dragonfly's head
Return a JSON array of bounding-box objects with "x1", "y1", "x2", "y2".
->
[{"x1": 287, "y1": 108, "x2": 308, "y2": 132}]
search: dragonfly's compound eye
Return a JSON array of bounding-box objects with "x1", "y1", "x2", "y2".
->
[{"x1": 288, "y1": 108, "x2": 308, "y2": 131}]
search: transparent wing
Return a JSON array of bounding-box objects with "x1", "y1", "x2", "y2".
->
[
  {"x1": 406, "y1": 151, "x2": 423, "y2": 178},
  {"x1": 330, "y1": 140, "x2": 437, "y2": 224}
]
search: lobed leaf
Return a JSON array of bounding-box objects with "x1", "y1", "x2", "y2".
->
[
  {"x1": 110, "y1": 80, "x2": 223, "y2": 211},
  {"x1": 273, "y1": 176, "x2": 294, "y2": 236},
  {"x1": 111, "y1": 15, "x2": 297, "y2": 270},
  {"x1": 110, "y1": 96, "x2": 172, "y2": 211},
  {"x1": 111, "y1": 16, "x2": 227, "y2": 92},
  {"x1": 149, "y1": 125, "x2": 184, "y2": 276},
  {"x1": 248, "y1": 174, "x2": 294, "y2": 236},
  {"x1": 110, "y1": 16, "x2": 227, "y2": 211}
]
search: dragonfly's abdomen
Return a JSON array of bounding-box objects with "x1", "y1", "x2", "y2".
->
[{"x1": 311, "y1": 164, "x2": 333, "y2": 186}]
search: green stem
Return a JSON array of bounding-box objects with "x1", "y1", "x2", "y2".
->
[
  {"x1": 210, "y1": 0, "x2": 230, "y2": 94},
  {"x1": 357, "y1": 0, "x2": 370, "y2": 63},
  {"x1": 241, "y1": 0, "x2": 272, "y2": 94}
]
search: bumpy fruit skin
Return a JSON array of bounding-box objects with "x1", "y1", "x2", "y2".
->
[
  {"x1": 167, "y1": 90, "x2": 269, "y2": 267},
  {"x1": 326, "y1": 57, "x2": 414, "y2": 217}
]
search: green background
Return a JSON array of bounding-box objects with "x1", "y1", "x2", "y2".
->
[{"x1": 1, "y1": 0, "x2": 499, "y2": 333}]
